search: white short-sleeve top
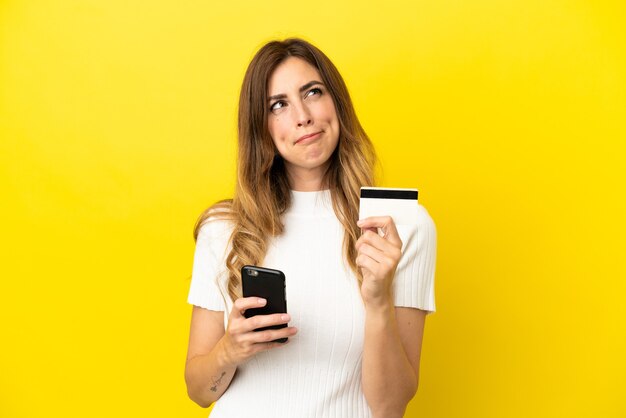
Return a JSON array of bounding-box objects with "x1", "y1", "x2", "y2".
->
[{"x1": 188, "y1": 190, "x2": 437, "y2": 417}]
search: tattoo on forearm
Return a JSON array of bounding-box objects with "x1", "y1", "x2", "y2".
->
[{"x1": 210, "y1": 371, "x2": 226, "y2": 392}]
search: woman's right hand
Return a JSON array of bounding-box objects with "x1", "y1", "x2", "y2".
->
[{"x1": 221, "y1": 296, "x2": 297, "y2": 366}]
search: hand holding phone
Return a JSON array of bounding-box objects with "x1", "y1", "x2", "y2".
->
[{"x1": 241, "y1": 265, "x2": 289, "y2": 343}]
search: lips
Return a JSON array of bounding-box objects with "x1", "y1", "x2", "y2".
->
[{"x1": 295, "y1": 131, "x2": 322, "y2": 144}]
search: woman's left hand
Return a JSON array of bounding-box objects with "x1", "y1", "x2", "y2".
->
[{"x1": 355, "y1": 216, "x2": 403, "y2": 308}]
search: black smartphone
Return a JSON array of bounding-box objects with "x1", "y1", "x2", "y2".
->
[{"x1": 241, "y1": 265, "x2": 288, "y2": 343}]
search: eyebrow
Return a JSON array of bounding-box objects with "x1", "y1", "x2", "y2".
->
[{"x1": 268, "y1": 80, "x2": 324, "y2": 102}]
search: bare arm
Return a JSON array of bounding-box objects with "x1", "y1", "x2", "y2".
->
[
  {"x1": 362, "y1": 305, "x2": 426, "y2": 418},
  {"x1": 356, "y1": 217, "x2": 427, "y2": 418},
  {"x1": 185, "y1": 299, "x2": 298, "y2": 408},
  {"x1": 185, "y1": 307, "x2": 234, "y2": 407}
]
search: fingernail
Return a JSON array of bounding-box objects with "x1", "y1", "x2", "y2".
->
[
  {"x1": 281, "y1": 314, "x2": 290, "y2": 321},
  {"x1": 258, "y1": 298, "x2": 266, "y2": 305},
  {"x1": 357, "y1": 219, "x2": 364, "y2": 226}
]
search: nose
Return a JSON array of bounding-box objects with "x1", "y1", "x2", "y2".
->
[{"x1": 294, "y1": 103, "x2": 313, "y2": 127}]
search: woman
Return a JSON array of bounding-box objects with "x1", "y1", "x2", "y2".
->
[{"x1": 185, "y1": 38, "x2": 437, "y2": 418}]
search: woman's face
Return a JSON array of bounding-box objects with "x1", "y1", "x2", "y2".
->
[{"x1": 267, "y1": 57, "x2": 340, "y2": 189}]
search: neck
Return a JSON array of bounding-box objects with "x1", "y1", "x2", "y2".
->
[{"x1": 285, "y1": 163, "x2": 330, "y2": 191}]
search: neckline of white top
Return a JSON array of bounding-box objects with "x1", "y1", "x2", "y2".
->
[{"x1": 288, "y1": 189, "x2": 334, "y2": 217}]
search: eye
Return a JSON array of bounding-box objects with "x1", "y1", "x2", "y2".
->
[
  {"x1": 270, "y1": 100, "x2": 287, "y2": 113},
  {"x1": 305, "y1": 87, "x2": 323, "y2": 98}
]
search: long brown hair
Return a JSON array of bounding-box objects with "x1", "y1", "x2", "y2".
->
[{"x1": 194, "y1": 38, "x2": 377, "y2": 302}]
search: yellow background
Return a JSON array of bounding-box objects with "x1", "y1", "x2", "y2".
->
[{"x1": 1, "y1": 0, "x2": 624, "y2": 417}]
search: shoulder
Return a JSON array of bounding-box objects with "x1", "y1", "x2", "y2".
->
[
  {"x1": 197, "y1": 218, "x2": 234, "y2": 246},
  {"x1": 393, "y1": 203, "x2": 438, "y2": 310},
  {"x1": 416, "y1": 203, "x2": 436, "y2": 232},
  {"x1": 195, "y1": 201, "x2": 235, "y2": 246},
  {"x1": 396, "y1": 203, "x2": 436, "y2": 255},
  {"x1": 414, "y1": 203, "x2": 437, "y2": 252}
]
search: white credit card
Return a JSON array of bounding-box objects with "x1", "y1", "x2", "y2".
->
[{"x1": 359, "y1": 187, "x2": 419, "y2": 226}]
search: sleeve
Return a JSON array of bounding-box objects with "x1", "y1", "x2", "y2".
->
[
  {"x1": 392, "y1": 204, "x2": 437, "y2": 314},
  {"x1": 187, "y1": 221, "x2": 229, "y2": 312}
]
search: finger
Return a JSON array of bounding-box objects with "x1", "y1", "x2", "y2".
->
[
  {"x1": 244, "y1": 313, "x2": 291, "y2": 333},
  {"x1": 357, "y1": 216, "x2": 400, "y2": 240},
  {"x1": 357, "y1": 230, "x2": 401, "y2": 256},
  {"x1": 358, "y1": 246, "x2": 400, "y2": 278},
  {"x1": 248, "y1": 326, "x2": 298, "y2": 344},
  {"x1": 356, "y1": 253, "x2": 379, "y2": 276},
  {"x1": 357, "y1": 216, "x2": 402, "y2": 246},
  {"x1": 356, "y1": 229, "x2": 390, "y2": 249},
  {"x1": 231, "y1": 297, "x2": 267, "y2": 319},
  {"x1": 356, "y1": 242, "x2": 387, "y2": 264},
  {"x1": 360, "y1": 226, "x2": 377, "y2": 235},
  {"x1": 228, "y1": 315, "x2": 291, "y2": 342}
]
